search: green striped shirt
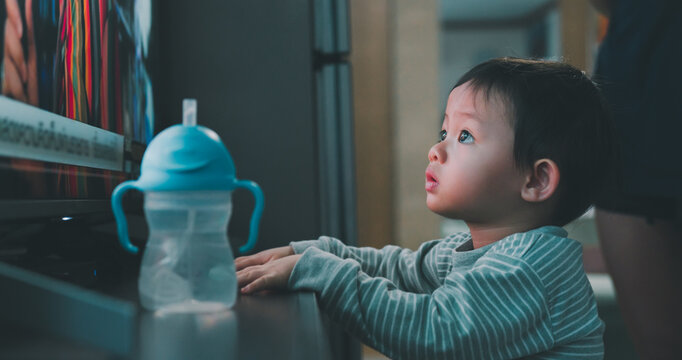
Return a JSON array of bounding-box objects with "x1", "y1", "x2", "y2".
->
[{"x1": 288, "y1": 225, "x2": 604, "y2": 359}]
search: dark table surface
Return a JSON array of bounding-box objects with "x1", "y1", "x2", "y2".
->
[
  {"x1": 134, "y1": 292, "x2": 332, "y2": 360},
  {"x1": 0, "y1": 261, "x2": 332, "y2": 360},
  {"x1": 136, "y1": 291, "x2": 332, "y2": 360}
]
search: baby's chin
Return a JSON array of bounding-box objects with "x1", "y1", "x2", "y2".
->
[
  {"x1": 427, "y1": 199, "x2": 475, "y2": 223},
  {"x1": 425, "y1": 197, "x2": 456, "y2": 218},
  {"x1": 425, "y1": 194, "x2": 437, "y2": 211}
]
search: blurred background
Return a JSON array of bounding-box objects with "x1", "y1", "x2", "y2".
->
[{"x1": 350, "y1": 0, "x2": 632, "y2": 359}]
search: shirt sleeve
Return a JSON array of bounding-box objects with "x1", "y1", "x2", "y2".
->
[
  {"x1": 290, "y1": 236, "x2": 442, "y2": 293},
  {"x1": 288, "y1": 247, "x2": 556, "y2": 360}
]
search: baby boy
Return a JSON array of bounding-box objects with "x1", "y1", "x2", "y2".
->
[{"x1": 236, "y1": 58, "x2": 614, "y2": 359}]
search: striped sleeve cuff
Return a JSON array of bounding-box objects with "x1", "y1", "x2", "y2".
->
[
  {"x1": 289, "y1": 240, "x2": 322, "y2": 254},
  {"x1": 289, "y1": 236, "x2": 338, "y2": 254},
  {"x1": 288, "y1": 246, "x2": 349, "y2": 291}
]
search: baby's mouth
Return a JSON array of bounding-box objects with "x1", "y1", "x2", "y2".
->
[
  {"x1": 425, "y1": 168, "x2": 438, "y2": 182},
  {"x1": 425, "y1": 169, "x2": 438, "y2": 191}
]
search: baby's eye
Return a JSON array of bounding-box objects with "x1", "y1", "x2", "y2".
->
[
  {"x1": 439, "y1": 130, "x2": 447, "y2": 142},
  {"x1": 458, "y1": 130, "x2": 474, "y2": 144}
]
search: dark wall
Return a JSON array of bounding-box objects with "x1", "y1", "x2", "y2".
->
[{"x1": 156, "y1": 1, "x2": 321, "y2": 253}]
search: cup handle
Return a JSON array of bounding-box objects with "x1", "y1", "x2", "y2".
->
[
  {"x1": 233, "y1": 180, "x2": 264, "y2": 254},
  {"x1": 111, "y1": 180, "x2": 142, "y2": 254}
]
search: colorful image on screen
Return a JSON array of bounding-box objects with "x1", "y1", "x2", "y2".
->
[{"x1": 0, "y1": 0, "x2": 154, "y2": 200}]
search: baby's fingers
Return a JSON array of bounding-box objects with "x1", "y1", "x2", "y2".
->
[
  {"x1": 240, "y1": 275, "x2": 272, "y2": 294},
  {"x1": 236, "y1": 266, "x2": 260, "y2": 288},
  {"x1": 235, "y1": 254, "x2": 264, "y2": 271},
  {"x1": 236, "y1": 265, "x2": 272, "y2": 294}
]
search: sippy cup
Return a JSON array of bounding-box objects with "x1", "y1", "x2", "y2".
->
[{"x1": 111, "y1": 99, "x2": 264, "y2": 312}]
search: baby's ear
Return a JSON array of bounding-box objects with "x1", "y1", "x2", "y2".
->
[{"x1": 521, "y1": 159, "x2": 560, "y2": 202}]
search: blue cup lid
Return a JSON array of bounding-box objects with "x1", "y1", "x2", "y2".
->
[{"x1": 135, "y1": 100, "x2": 238, "y2": 191}]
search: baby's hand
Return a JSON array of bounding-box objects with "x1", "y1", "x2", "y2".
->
[
  {"x1": 237, "y1": 254, "x2": 302, "y2": 294},
  {"x1": 235, "y1": 245, "x2": 295, "y2": 271}
]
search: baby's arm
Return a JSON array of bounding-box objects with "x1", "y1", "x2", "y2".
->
[
  {"x1": 289, "y1": 248, "x2": 562, "y2": 360},
  {"x1": 290, "y1": 236, "x2": 443, "y2": 293}
]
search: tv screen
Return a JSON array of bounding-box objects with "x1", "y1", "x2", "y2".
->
[{"x1": 0, "y1": 0, "x2": 155, "y2": 217}]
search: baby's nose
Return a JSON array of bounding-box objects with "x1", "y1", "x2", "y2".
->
[{"x1": 428, "y1": 144, "x2": 444, "y2": 163}]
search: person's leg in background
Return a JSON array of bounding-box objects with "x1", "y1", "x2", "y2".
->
[{"x1": 595, "y1": 209, "x2": 682, "y2": 359}]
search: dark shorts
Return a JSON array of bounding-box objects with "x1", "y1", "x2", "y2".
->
[{"x1": 595, "y1": 188, "x2": 681, "y2": 223}]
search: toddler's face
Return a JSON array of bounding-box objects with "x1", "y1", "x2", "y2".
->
[{"x1": 425, "y1": 82, "x2": 526, "y2": 223}]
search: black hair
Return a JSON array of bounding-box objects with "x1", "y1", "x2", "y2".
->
[{"x1": 454, "y1": 57, "x2": 617, "y2": 226}]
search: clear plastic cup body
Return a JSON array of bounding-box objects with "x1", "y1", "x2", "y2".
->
[{"x1": 138, "y1": 191, "x2": 236, "y2": 312}]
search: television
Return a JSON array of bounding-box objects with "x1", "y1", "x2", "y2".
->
[{"x1": 0, "y1": 0, "x2": 156, "y2": 288}]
